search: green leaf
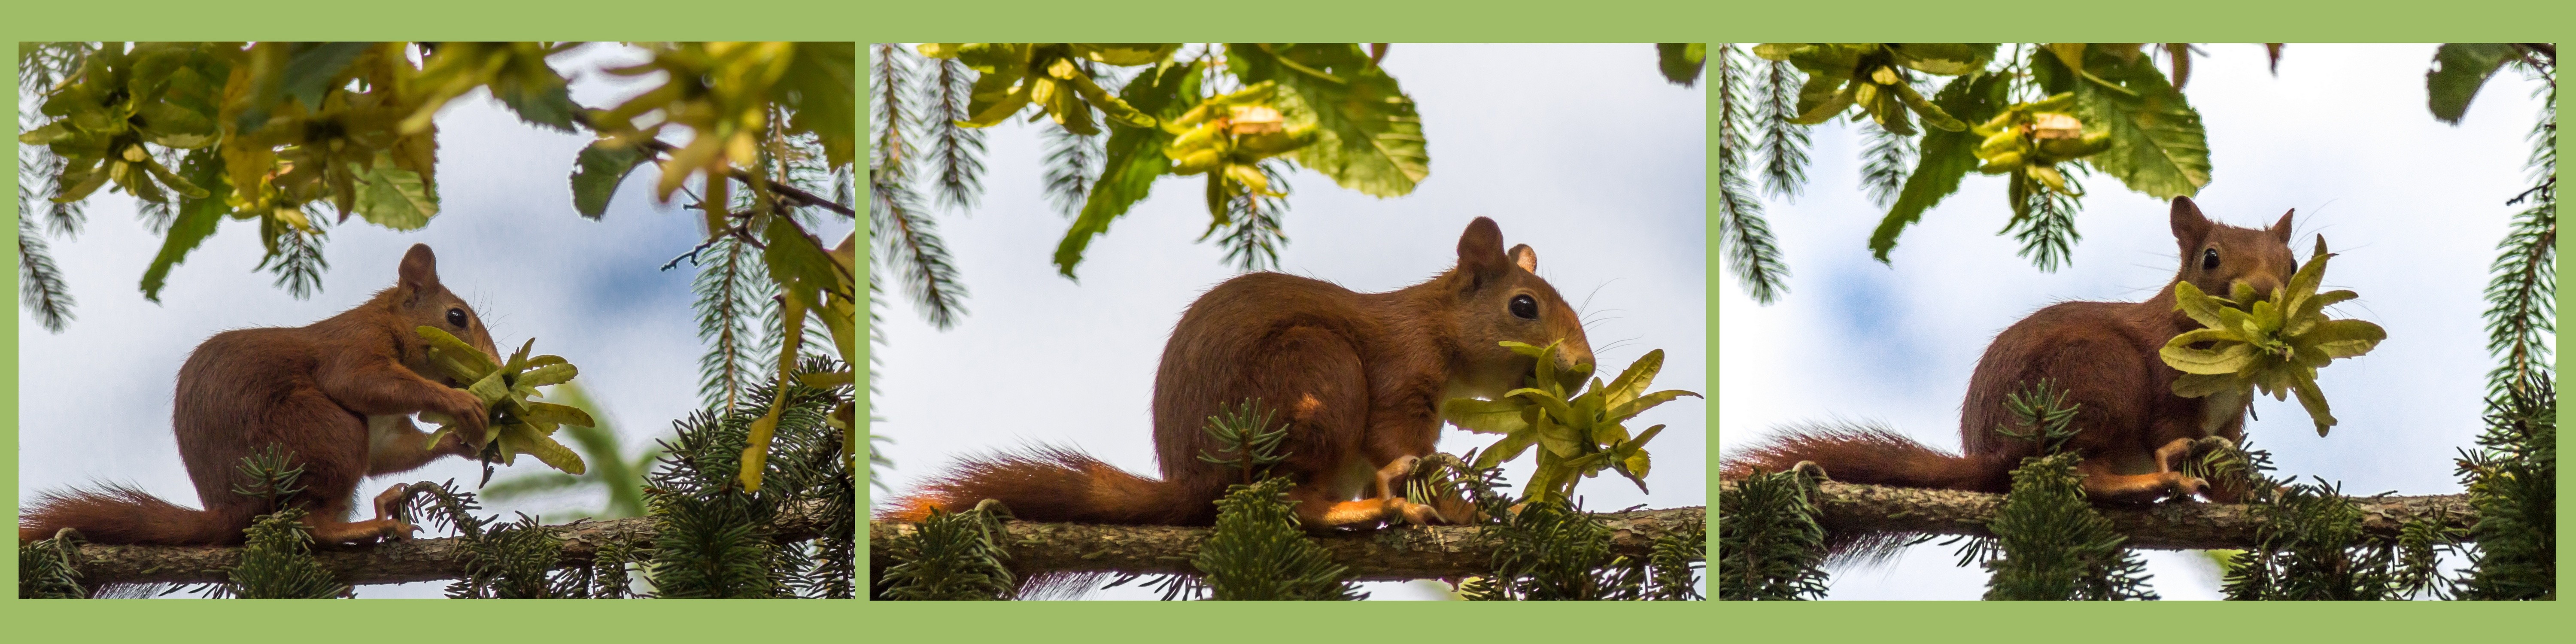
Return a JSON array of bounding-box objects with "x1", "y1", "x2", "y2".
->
[
  {"x1": 2290, "y1": 375, "x2": 2336, "y2": 436},
  {"x1": 522, "y1": 401, "x2": 596, "y2": 428},
  {"x1": 516, "y1": 363, "x2": 580, "y2": 389},
  {"x1": 2172, "y1": 373, "x2": 2245, "y2": 398},
  {"x1": 1476, "y1": 430, "x2": 1538, "y2": 470},
  {"x1": 352, "y1": 153, "x2": 438, "y2": 230},
  {"x1": 2073, "y1": 51, "x2": 2211, "y2": 200},
  {"x1": 1605, "y1": 389, "x2": 1704, "y2": 425},
  {"x1": 140, "y1": 149, "x2": 230, "y2": 303},
  {"x1": 2299, "y1": 319, "x2": 2388, "y2": 358},
  {"x1": 2427, "y1": 43, "x2": 2520, "y2": 125},
  {"x1": 763, "y1": 215, "x2": 844, "y2": 308},
  {"x1": 1070, "y1": 43, "x2": 1180, "y2": 67},
  {"x1": 1508, "y1": 387, "x2": 1581, "y2": 431},
  {"x1": 570, "y1": 140, "x2": 648, "y2": 219},
  {"x1": 1888, "y1": 43, "x2": 1997, "y2": 76},
  {"x1": 1228, "y1": 43, "x2": 1429, "y2": 198},
  {"x1": 1600, "y1": 349, "x2": 1664, "y2": 410},
  {"x1": 1441, "y1": 398, "x2": 1529, "y2": 435},
  {"x1": 499, "y1": 426, "x2": 587, "y2": 474},
  {"x1": 1532, "y1": 416, "x2": 1583, "y2": 459},
  {"x1": 278, "y1": 42, "x2": 374, "y2": 112},
  {"x1": 1870, "y1": 73, "x2": 2006, "y2": 263},
  {"x1": 417, "y1": 325, "x2": 500, "y2": 378},
  {"x1": 1656, "y1": 43, "x2": 1707, "y2": 87},
  {"x1": 1052, "y1": 63, "x2": 1193, "y2": 278},
  {"x1": 2172, "y1": 281, "x2": 2232, "y2": 331}
]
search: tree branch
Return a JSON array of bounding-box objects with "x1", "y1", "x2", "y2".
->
[
  {"x1": 1723, "y1": 480, "x2": 2474, "y2": 551},
  {"x1": 867, "y1": 506, "x2": 1704, "y2": 582},
  {"x1": 55, "y1": 499, "x2": 844, "y2": 587}
]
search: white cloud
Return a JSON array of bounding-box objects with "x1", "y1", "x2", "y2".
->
[{"x1": 1719, "y1": 43, "x2": 2547, "y2": 600}]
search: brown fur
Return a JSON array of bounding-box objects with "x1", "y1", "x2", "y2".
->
[
  {"x1": 1725, "y1": 197, "x2": 2297, "y2": 504},
  {"x1": 885, "y1": 217, "x2": 1594, "y2": 529},
  {"x1": 20, "y1": 244, "x2": 501, "y2": 546}
]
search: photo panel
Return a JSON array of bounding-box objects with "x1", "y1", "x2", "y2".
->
[
  {"x1": 1713, "y1": 43, "x2": 2554, "y2": 601},
  {"x1": 863, "y1": 43, "x2": 1710, "y2": 600},
  {"x1": 14, "y1": 41, "x2": 858, "y2": 599}
]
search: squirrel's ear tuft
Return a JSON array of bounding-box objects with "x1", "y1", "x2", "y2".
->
[
  {"x1": 2169, "y1": 197, "x2": 2213, "y2": 246},
  {"x1": 1457, "y1": 217, "x2": 1511, "y2": 283},
  {"x1": 398, "y1": 244, "x2": 444, "y2": 299},
  {"x1": 2269, "y1": 209, "x2": 2296, "y2": 243}
]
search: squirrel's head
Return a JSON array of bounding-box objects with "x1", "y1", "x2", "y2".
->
[
  {"x1": 2170, "y1": 197, "x2": 2297, "y2": 303},
  {"x1": 392, "y1": 243, "x2": 500, "y2": 385},
  {"x1": 1448, "y1": 217, "x2": 1595, "y2": 397}
]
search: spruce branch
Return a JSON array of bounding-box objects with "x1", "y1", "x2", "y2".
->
[{"x1": 1717, "y1": 44, "x2": 1789, "y2": 304}]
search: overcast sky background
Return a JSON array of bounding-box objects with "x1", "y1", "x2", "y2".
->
[
  {"x1": 1718, "y1": 43, "x2": 2549, "y2": 600},
  {"x1": 9, "y1": 44, "x2": 860, "y2": 598},
  {"x1": 871, "y1": 43, "x2": 1707, "y2": 601}
]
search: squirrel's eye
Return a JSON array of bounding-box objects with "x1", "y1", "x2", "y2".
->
[
  {"x1": 1508, "y1": 295, "x2": 1539, "y2": 320},
  {"x1": 446, "y1": 308, "x2": 468, "y2": 328},
  {"x1": 2200, "y1": 248, "x2": 2221, "y2": 271}
]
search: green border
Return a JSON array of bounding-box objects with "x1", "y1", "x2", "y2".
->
[{"x1": 3, "y1": 1, "x2": 2569, "y2": 641}]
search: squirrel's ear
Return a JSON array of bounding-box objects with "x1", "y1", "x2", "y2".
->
[
  {"x1": 2269, "y1": 209, "x2": 2296, "y2": 244},
  {"x1": 398, "y1": 244, "x2": 444, "y2": 302},
  {"x1": 2169, "y1": 197, "x2": 2213, "y2": 246},
  {"x1": 1457, "y1": 217, "x2": 1511, "y2": 285},
  {"x1": 1509, "y1": 244, "x2": 1538, "y2": 273}
]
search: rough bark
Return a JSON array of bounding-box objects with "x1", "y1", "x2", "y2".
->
[
  {"x1": 51, "y1": 499, "x2": 842, "y2": 587},
  {"x1": 867, "y1": 507, "x2": 1706, "y2": 582},
  {"x1": 1721, "y1": 480, "x2": 2475, "y2": 551}
]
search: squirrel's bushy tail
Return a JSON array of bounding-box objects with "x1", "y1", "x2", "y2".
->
[
  {"x1": 1722, "y1": 421, "x2": 2012, "y2": 493},
  {"x1": 19, "y1": 484, "x2": 243, "y2": 545},
  {"x1": 880, "y1": 447, "x2": 1212, "y2": 526}
]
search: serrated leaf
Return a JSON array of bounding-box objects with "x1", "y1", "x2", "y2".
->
[
  {"x1": 352, "y1": 154, "x2": 438, "y2": 230},
  {"x1": 2172, "y1": 373, "x2": 2245, "y2": 398},
  {"x1": 1656, "y1": 43, "x2": 1707, "y2": 86},
  {"x1": 500, "y1": 425, "x2": 586, "y2": 474},
  {"x1": 2291, "y1": 375, "x2": 2336, "y2": 436},
  {"x1": 1605, "y1": 389, "x2": 1704, "y2": 425},
  {"x1": 516, "y1": 363, "x2": 579, "y2": 389},
  {"x1": 522, "y1": 401, "x2": 595, "y2": 428},
  {"x1": 140, "y1": 149, "x2": 230, "y2": 303},
  {"x1": 1228, "y1": 43, "x2": 1428, "y2": 198},
  {"x1": 2161, "y1": 342, "x2": 2257, "y2": 375},
  {"x1": 1476, "y1": 431, "x2": 1538, "y2": 470},
  {"x1": 2072, "y1": 50, "x2": 2210, "y2": 199},
  {"x1": 1600, "y1": 349, "x2": 1663, "y2": 410},
  {"x1": 1871, "y1": 73, "x2": 2006, "y2": 263},
  {"x1": 2299, "y1": 319, "x2": 2388, "y2": 358},
  {"x1": 1053, "y1": 63, "x2": 1192, "y2": 278},
  {"x1": 570, "y1": 140, "x2": 648, "y2": 219}
]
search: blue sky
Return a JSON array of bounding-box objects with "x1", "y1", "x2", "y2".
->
[
  {"x1": 1718, "y1": 43, "x2": 2549, "y2": 600},
  {"x1": 12, "y1": 44, "x2": 857, "y2": 598},
  {"x1": 870, "y1": 43, "x2": 1708, "y2": 600}
]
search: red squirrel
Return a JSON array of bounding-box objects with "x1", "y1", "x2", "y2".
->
[
  {"x1": 1726, "y1": 197, "x2": 2297, "y2": 504},
  {"x1": 20, "y1": 244, "x2": 499, "y2": 546},
  {"x1": 885, "y1": 217, "x2": 1595, "y2": 529}
]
